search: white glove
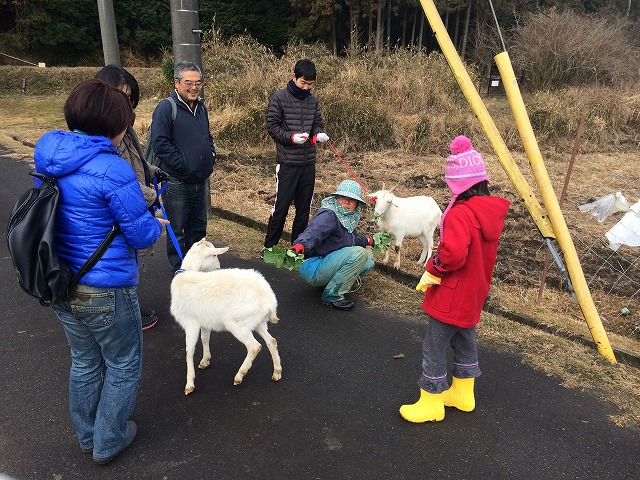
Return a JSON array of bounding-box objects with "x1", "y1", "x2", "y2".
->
[
  {"x1": 292, "y1": 133, "x2": 309, "y2": 145},
  {"x1": 315, "y1": 132, "x2": 329, "y2": 143}
]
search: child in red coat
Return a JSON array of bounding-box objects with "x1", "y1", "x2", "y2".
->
[{"x1": 400, "y1": 135, "x2": 510, "y2": 423}]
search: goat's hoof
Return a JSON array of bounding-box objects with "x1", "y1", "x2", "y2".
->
[
  {"x1": 272, "y1": 371, "x2": 282, "y2": 382},
  {"x1": 198, "y1": 360, "x2": 210, "y2": 369},
  {"x1": 184, "y1": 385, "x2": 194, "y2": 395},
  {"x1": 233, "y1": 376, "x2": 244, "y2": 385}
]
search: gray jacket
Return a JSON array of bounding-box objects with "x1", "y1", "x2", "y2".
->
[{"x1": 266, "y1": 84, "x2": 325, "y2": 167}]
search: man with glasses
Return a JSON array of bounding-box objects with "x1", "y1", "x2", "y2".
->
[{"x1": 149, "y1": 61, "x2": 216, "y2": 273}]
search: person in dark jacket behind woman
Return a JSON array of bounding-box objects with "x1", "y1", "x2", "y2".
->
[
  {"x1": 264, "y1": 58, "x2": 329, "y2": 251},
  {"x1": 34, "y1": 78, "x2": 168, "y2": 464},
  {"x1": 290, "y1": 180, "x2": 376, "y2": 311},
  {"x1": 95, "y1": 64, "x2": 170, "y2": 330}
]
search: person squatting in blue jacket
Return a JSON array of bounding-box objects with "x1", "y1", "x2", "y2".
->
[
  {"x1": 290, "y1": 180, "x2": 376, "y2": 311},
  {"x1": 34, "y1": 78, "x2": 168, "y2": 465}
]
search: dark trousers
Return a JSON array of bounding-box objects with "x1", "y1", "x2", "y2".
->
[
  {"x1": 264, "y1": 163, "x2": 315, "y2": 248},
  {"x1": 162, "y1": 178, "x2": 208, "y2": 271}
]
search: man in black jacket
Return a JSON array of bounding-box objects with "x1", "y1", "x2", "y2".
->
[
  {"x1": 150, "y1": 61, "x2": 216, "y2": 272},
  {"x1": 264, "y1": 58, "x2": 329, "y2": 250}
]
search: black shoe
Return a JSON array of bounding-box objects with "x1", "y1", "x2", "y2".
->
[
  {"x1": 141, "y1": 309, "x2": 158, "y2": 331},
  {"x1": 94, "y1": 420, "x2": 137, "y2": 465},
  {"x1": 326, "y1": 299, "x2": 355, "y2": 311}
]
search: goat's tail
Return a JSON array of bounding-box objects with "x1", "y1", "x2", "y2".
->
[{"x1": 268, "y1": 307, "x2": 279, "y2": 325}]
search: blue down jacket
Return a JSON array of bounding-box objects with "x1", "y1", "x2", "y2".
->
[{"x1": 34, "y1": 130, "x2": 162, "y2": 288}]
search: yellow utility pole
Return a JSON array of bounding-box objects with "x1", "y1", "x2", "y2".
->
[
  {"x1": 418, "y1": 0, "x2": 616, "y2": 362},
  {"x1": 495, "y1": 52, "x2": 615, "y2": 362}
]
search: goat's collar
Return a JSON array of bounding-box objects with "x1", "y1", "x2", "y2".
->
[{"x1": 174, "y1": 268, "x2": 186, "y2": 275}]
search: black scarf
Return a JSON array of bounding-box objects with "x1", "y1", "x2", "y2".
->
[{"x1": 288, "y1": 79, "x2": 311, "y2": 100}]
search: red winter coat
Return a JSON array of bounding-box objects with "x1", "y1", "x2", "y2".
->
[{"x1": 423, "y1": 196, "x2": 510, "y2": 328}]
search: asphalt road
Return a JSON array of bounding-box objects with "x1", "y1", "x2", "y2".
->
[{"x1": 1, "y1": 151, "x2": 638, "y2": 479}]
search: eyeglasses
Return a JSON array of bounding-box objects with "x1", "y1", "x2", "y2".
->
[{"x1": 179, "y1": 79, "x2": 203, "y2": 88}]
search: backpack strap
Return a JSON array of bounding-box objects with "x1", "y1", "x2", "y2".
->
[{"x1": 167, "y1": 96, "x2": 177, "y2": 123}]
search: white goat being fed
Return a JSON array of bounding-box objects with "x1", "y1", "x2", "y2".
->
[
  {"x1": 367, "y1": 189, "x2": 442, "y2": 269},
  {"x1": 170, "y1": 238, "x2": 282, "y2": 395}
]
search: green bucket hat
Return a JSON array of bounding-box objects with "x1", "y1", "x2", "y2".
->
[{"x1": 331, "y1": 180, "x2": 366, "y2": 204}]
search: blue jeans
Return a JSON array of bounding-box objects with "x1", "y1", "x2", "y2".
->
[
  {"x1": 162, "y1": 178, "x2": 208, "y2": 271},
  {"x1": 418, "y1": 315, "x2": 481, "y2": 393},
  {"x1": 52, "y1": 285, "x2": 142, "y2": 459},
  {"x1": 298, "y1": 246, "x2": 374, "y2": 303}
]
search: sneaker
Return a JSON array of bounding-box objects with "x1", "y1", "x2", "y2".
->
[
  {"x1": 94, "y1": 420, "x2": 137, "y2": 465},
  {"x1": 141, "y1": 308, "x2": 158, "y2": 331},
  {"x1": 324, "y1": 299, "x2": 355, "y2": 311}
]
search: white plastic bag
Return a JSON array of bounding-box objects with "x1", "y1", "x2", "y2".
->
[
  {"x1": 605, "y1": 200, "x2": 640, "y2": 251},
  {"x1": 578, "y1": 192, "x2": 630, "y2": 224}
]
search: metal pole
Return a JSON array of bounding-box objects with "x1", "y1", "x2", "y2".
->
[
  {"x1": 537, "y1": 112, "x2": 587, "y2": 302},
  {"x1": 96, "y1": 0, "x2": 121, "y2": 66},
  {"x1": 169, "y1": 0, "x2": 211, "y2": 217}
]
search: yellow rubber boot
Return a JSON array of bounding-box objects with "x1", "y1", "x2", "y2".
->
[
  {"x1": 399, "y1": 389, "x2": 445, "y2": 423},
  {"x1": 441, "y1": 377, "x2": 475, "y2": 412}
]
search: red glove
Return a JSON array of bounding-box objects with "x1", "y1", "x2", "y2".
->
[
  {"x1": 367, "y1": 236, "x2": 374, "y2": 247},
  {"x1": 290, "y1": 244, "x2": 304, "y2": 255}
]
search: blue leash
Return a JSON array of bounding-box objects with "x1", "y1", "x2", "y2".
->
[{"x1": 153, "y1": 178, "x2": 184, "y2": 261}]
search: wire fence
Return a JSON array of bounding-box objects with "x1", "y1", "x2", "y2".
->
[{"x1": 497, "y1": 187, "x2": 640, "y2": 339}]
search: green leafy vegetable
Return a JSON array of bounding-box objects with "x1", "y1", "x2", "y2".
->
[
  {"x1": 372, "y1": 232, "x2": 392, "y2": 255},
  {"x1": 262, "y1": 246, "x2": 304, "y2": 270}
]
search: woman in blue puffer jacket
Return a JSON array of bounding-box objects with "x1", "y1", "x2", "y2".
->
[{"x1": 34, "y1": 78, "x2": 167, "y2": 465}]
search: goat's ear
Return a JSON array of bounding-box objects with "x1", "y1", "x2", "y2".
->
[{"x1": 211, "y1": 246, "x2": 229, "y2": 255}]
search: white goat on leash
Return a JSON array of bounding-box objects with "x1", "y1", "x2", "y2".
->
[
  {"x1": 170, "y1": 238, "x2": 282, "y2": 395},
  {"x1": 367, "y1": 189, "x2": 442, "y2": 269}
]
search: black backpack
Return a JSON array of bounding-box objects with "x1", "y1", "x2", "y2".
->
[
  {"x1": 6, "y1": 172, "x2": 119, "y2": 306},
  {"x1": 144, "y1": 96, "x2": 177, "y2": 168}
]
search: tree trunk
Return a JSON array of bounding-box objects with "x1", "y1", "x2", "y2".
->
[
  {"x1": 386, "y1": 0, "x2": 392, "y2": 51},
  {"x1": 376, "y1": 2, "x2": 384, "y2": 54},
  {"x1": 331, "y1": 13, "x2": 338, "y2": 56},
  {"x1": 349, "y1": 0, "x2": 360, "y2": 55},
  {"x1": 418, "y1": 12, "x2": 424, "y2": 51},
  {"x1": 368, "y1": 5, "x2": 374, "y2": 49},
  {"x1": 460, "y1": 1, "x2": 472, "y2": 60},
  {"x1": 410, "y1": 6, "x2": 417, "y2": 47},
  {"x1": 454, "y1": 8, "x2": 461, "y2": 51},
  {"x1": 401, "y1": 4, "x2": 407, "y2": 48}
]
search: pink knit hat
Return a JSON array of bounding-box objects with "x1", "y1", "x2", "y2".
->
[
  {"x1": 445, "y1": 136, "x2": 489, "y2": 194},
  {"x1": 440, "y1": 136, "x2": 489, "y2": 235}
]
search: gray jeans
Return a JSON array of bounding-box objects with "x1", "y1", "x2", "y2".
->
[{"x1": 418, "y1": 315, "x2": 481, "y2": 393}]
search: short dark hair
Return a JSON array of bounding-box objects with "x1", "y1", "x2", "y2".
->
[
  {"x1": 294, "y1": 59, "x2": 316, "y2": 81},
  {"x1": 174, "y1": 60, "x2": 202, "y2": 80},
  {"x1": 64, "y1": 79, "x2": 133, "y2": 139},
  {"x1": 456, "y1": 180, "x2": 490, "y2": 201},
  {"x1": 95, "y1": 64, "x2": 140, "y2": 108}
]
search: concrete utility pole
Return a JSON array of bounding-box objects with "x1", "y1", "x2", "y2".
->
[
  {"x1": 96, "y1": 0, "x2": 121, "y2": 66},
  {"x1": 170, "y1": 0, "x2": 203, "y2": 77}
]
